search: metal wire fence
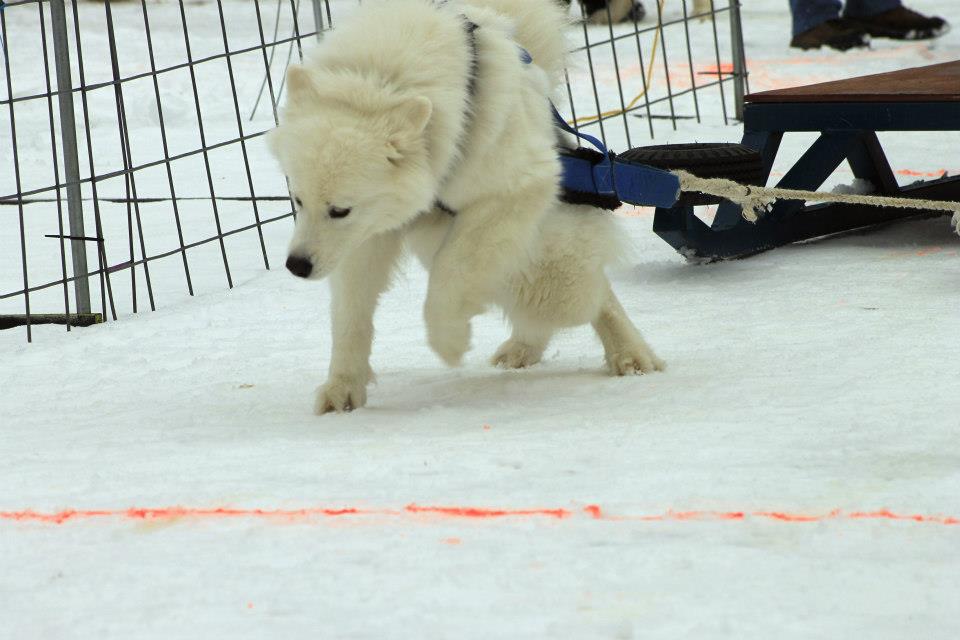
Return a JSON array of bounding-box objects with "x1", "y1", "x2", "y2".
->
[
  {"x1": 563, "y1": 0, "x2": 748, "y2": 148},
  {"x1": 1, "y1": 0, "x2": 746, "y2": 342}
]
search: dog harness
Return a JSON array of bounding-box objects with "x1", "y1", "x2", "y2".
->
[
  {"x1": 432, "y1": 12, "x2": 480, "y2": 217},
  {"x1": 437, "y1": 4, "x2": 683, "y2": 216},
  {"x1": 520, "y1": 51, "x2": 683, "y2": 211}
]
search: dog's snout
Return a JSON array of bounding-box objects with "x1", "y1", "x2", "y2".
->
[{"x1": 285, "y1": 255, "x2": 313, "y2": 279}]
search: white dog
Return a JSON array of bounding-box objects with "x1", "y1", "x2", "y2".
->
[{"x1": 268, "y1": 0, "x2": 663, "y2": 413}]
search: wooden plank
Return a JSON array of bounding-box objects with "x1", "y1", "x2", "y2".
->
[{"x1": 746, "y1": 61, "x2": 960, "y2": 103}]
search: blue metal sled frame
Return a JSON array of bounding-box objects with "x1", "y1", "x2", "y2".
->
[{"x1": 651, "y1": 101, "x2": 960, "y2": 260}]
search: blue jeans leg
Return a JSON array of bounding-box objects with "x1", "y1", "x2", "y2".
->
[
  {"x1": 843, "y1": 0, "x2": 902, "y2": 18},
  {"x1": 790, "y1": 0, "x2": 843, "y2": 37}
]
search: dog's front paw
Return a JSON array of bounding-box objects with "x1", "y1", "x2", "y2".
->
[
  {"x1": 606, "y1": 345, "x2": 666, "y2": 376},
  {"x1": 427, "y1": 316, "x2": 472, "y2": 367},
  {"x1": 315, "y1": 375, "x2": 368, "y2": 414},
  {"x1": 953, "y1": 211, "x2": 960, "y2": 236},
  {"x1": 424, "y1": 295, "x2": 473, "y2": 367}
]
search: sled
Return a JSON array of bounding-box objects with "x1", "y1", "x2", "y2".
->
[
  {"x1": 648, "y1": 61, "x2": 960, "y2": 260},
  {"x1": 562, "y1": 61, "x2": 960, "y2": 260}
]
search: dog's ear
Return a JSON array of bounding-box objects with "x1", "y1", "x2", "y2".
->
[
  {"x1": 394, "y1": 96, "x2": 433, "y2": 136},
  {"x1": 385, "y1": 96, "x2": 432, "y2": 163},
  {"x1": 285, "y1": 65, "x2": 320, "y2": 107}
]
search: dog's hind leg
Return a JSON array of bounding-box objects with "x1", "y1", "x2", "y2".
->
[
  {"x1": 592, "y1": 280, "x2": 666, "y2": 376},
  {"x1": 491, "y1": 321, "x2": 553, "y2": 369},
  {"x1": 316, "y1": 230, "x2": 402, "y2": 414}
]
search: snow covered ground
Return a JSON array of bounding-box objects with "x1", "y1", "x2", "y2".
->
[{"x1": 2, "y1": 0, "x2": 959, "y2": 637}]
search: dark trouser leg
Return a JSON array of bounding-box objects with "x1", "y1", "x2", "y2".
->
[{"x1": 790, "y1": 0, "x2": 843, "y2": 36}]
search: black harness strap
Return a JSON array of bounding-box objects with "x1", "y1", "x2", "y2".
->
[
  {"x1": 434, "y1": 15, "x2": 480, "y2": 218},
  {"x1": 434, "y1": 7, "x2": 622, "y2": 216},
  {"x1": 559, "y1": 189, "x2": 623, "y2": 210},
  {"x1": 464, "y1": 19, "x2": 480, "y2": 100},
  {"x1": 434, "y1": 200, "x2": 457, "y2": 216}
]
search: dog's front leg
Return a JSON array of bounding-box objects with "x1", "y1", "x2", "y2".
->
[
  {"x1": 424, "y1": 187, "x2": 553, "y2": 365},
  {"x1": 316, "y1": 230, "x2": 402, "y2": 414}
]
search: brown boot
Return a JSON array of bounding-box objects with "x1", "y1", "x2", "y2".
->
[
  {"x1": 847, "y1": 7, "x2": 950, "y2": 41},
  {"x1": 790, "y1": 18, "x2": 870, "y2": 51}
]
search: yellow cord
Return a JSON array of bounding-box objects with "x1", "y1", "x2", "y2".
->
[{"x1": 568, "y1": 0, "x2": 665, "y2": 127}]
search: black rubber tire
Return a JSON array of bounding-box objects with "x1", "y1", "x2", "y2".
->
[{"x1": 617, "y1": 143, "x2": 765, "y2": 206}]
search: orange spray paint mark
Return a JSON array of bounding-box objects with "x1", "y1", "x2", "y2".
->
[
  {"x1": 2, "y1": 505, "x2": 958, "y2": 527},
  {"x1": 443, "y1": 537, "x2": 462, "y2": 545},
  {"x1": 482, "y1": 424, "x2": 492, "y2": 431},
  {"x1": 698, "y1": 63, "x2": 734, "y2": 75},
  {"x1": 404, "y1": 504, "x2": 571, "y2": 519},
  {"x1": 896, "y1": 168, "x2": 952, "y2": 178},
  {"x1": 669, "y1": 510, "x2": 745, "y2": 521},
  {"x1": 847, "y1": 509, "x2": 960, "y2": 525},
  {"x1": 0, "y1": 506, "x2": 368, "y2": 525},
  {"x1": 753, "y1": 510, "x2": 834, "y2": 523}
]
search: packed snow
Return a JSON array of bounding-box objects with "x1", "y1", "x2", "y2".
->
[{"x1": 1, "y1": 0, "x2": 959, "y2": 638}]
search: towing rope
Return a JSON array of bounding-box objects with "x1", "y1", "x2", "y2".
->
[{"x1": 673, "y1": 170, "x2": 960, "y2": 234}]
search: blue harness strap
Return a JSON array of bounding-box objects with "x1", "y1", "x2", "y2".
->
[
  {"x1": 551, "y1": 103, "x2": 617, "y2": 197},
  {"x1": 523, "y1": 48, "x2": 683, "y2": 210},
  {"x1": 551, "y1": 103, "x2": 608, "y2": 155},
  {"x1": 612, "y1": 160, "x2": 682, "y2": 209},
  {"x1": 551, "y1": 103, "x2": 681, "y2": 209}
]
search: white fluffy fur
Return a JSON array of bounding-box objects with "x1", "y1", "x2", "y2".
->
[{"x1": 268, "y1": 0, "x2": 663, "y2": 414}]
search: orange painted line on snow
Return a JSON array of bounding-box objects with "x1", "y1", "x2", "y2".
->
[
  {"x1": 2, "y1": 504, "x2": 958, "y2": 527},
  {"x1": 847, "y1": 509, "x2": 960, "y2": 525},
  {"x1": 753, "y1": 510, "x2": 832, "y2": 523},
  {"x1": 0, "y1": 506, "x2": 373, "y2": 525},
  {"x1": 405, "y1": 504, "x2": 571, "y2": 519},
  {"x1": 895, "y1": 169, "x2": 953, "y2": 178}
]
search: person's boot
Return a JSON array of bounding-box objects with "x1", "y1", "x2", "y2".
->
[
  {"x1": 580, "y1": 0, "x2": 646, "y2": 24},
  {"x1": 846, "y1": 7, "x2": 950, "y2": 40},
  {"x1": 790, "y1": 18, "x2": 870, "y2": 50}
]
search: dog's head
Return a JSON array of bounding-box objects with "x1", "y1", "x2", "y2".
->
[{"x1": 267, "y1": 65, "x2": 435, "y2": 280}]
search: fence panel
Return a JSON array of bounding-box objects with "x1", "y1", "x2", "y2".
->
[
  {"x1": 1, "y1": 0, "x2": 745, "y2": 342},
  {"x1": 562, "y1": 0, "x2": 747, "y2": 148}
]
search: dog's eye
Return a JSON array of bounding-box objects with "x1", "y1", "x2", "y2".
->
[
  {"x1": 328, "y1": 206, "x2": 352, "y2": 219},
  {"x1": 293, "y1": 196, "x2": 303, "y2": 208}
]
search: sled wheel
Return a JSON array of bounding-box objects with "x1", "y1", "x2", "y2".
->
[{"x1": 617, "y1": 143, "x2": 765, "y2": 206}]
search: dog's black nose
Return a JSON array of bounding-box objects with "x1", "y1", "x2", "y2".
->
[{"x1": 285, "y1": 255, "x2": 313, "y2": 278}]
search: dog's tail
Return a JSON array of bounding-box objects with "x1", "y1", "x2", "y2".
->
[{"x1": 473, "y1": 0, "x2": 571, "y2": 85}]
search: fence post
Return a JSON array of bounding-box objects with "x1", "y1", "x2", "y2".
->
[
  {"x1": 311, "y1": 0, "x2": 324, "y2": 39},
  {"x1": 728, "y1": 0, "x2": 747, "y2": 121},
  {"x1": 50, "y1": 0, "x2": 91, "y2": 314}
]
